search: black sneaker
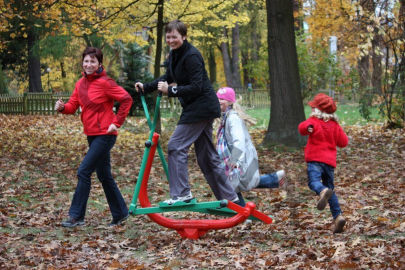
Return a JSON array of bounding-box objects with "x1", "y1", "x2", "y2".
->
[
  {"x1": 61, "y1": 217, "x2": 84, "y2": 228},
  {"x1": 109, "y1": 214, "x2": 129, "y2": 227}
]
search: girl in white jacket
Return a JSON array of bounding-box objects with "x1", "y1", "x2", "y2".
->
[{"x1": 216, "y1": 87, "x2": 286, "y2": 206}]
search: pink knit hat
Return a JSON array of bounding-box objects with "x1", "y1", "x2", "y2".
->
[{"x1": 217, "y1": 87, "x2": 235, "y2": 103}]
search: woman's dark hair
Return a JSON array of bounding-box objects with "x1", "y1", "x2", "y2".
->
[
  {"x1": 165, "y1": 20, "x2": 187, "y2": 37},
  {"x1": 82, "y1": 47, "x2": 103, "y2": 64}
]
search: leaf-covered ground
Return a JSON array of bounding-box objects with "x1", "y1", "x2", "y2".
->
[{"x1": 0, "y1": 114, "x2": 404, "y2": 269}]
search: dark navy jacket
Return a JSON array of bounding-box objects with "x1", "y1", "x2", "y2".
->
[{"x1": 144, "y1": 40, "x2": 220, "y2": 124}]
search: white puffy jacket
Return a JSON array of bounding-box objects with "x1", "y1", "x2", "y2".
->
[{"x1": 223, "y1": 110, "x2": 260, "y2": 192}]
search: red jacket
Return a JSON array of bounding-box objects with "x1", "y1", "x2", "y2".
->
[
  {"x1": 298, "y1": 117, "x2": 348, "y2": 167},
  {"x1": 62, "y1": 70, "x2": 132, "y2": 136}
]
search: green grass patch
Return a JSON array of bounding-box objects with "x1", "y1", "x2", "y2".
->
[
  {"x1": 245, "y1": 103, "x2": 382, "y2": 127},
  {"x1": 148, "y1": 100, "x2": 382, "y2": 129},
  {"x1": 335, "y1": 104, "x2": 381, "y2": 125},
  {"x1": 245, "y1": 108, "x2": 269, "y2": 129}
]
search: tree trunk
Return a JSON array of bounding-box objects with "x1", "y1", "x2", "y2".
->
[
  {"x1": 83, "y1": 35, "x2": 92, "y2": 47},
  {"x1": 358, "y1": 54, "x2": 371, "y2": 92},
  {"x1": 364, "y1": 1, "x2": 382, "y2": 95},
  {"x1": 241, "y1": 48, "x2": 249, "y2": 87},
  {"x1": 359, "y1": 0, "x2": 374, "y2": 100},
  {"x1": 231, "y1": 23, "x2": 242, "y2": 88},
  {"x1": 400, "y1": 0, "x2": 405, "y2": 122},
  {"x1": 263, "y1": 0, "x2": 306, "y2": 147},
  {"x1": 220, "y1": 27, "x2": 233, "y2": 87},
  {"x1": 250, "y1": 10, "x2": 261, "y2": 87},
  {"x1": 208, "y1": 45, "x2": 217, "y2": 86},
  {"x1": 154, "y1": 0, "x2": 164, "y2": 78},
  {"x1": 27, "y1": 29, "x2": 42, "y2": 92},
  {"x1": 371, "y1": 31, "x2": 382, "y2": 94},
  {"x1": 240, "y1": 2, "x2": 261, "y2": 88},
  {"x1": 240, "y1": 2, "x2": 261, "y2": 87},
  {"x1": 152, "y1": 0, "x2": 164, "y2": 133},
  {"x1": 60, "y1": 62, "x2": 66, "y2": 78},
  {"x1": 250, "y1": 16, "x2": 260, "y2": 63}
]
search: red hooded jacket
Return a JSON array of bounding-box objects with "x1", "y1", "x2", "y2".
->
[
  {"x1": 61, "y1": 70, "x2": 132, "y2": 136},
  {"x1": 298, "y1": 117, "x2": 349, "y2": 168}
]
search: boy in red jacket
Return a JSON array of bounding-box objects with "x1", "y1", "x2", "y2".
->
[{"x1": 298, "y1": 93, "x2": 349, "y2": 233}]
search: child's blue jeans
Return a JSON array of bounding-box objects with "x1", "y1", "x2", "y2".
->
[
  {"x1": 307, "y1": 162, "x2": 342, "y2": 219},
  {"x1": 236, "y1": 173, "x2": 279, "y2": 207}
]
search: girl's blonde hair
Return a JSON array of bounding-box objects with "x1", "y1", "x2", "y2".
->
[
  {"x1": 215, "y1": 95, "x2": 256, "y2": 131},
  {"x1": 232, "y1": 96, "x2": 256, "y2": 126},
  {"x1": 310, "y1": 107, "x2": 339, "y2": 122}
]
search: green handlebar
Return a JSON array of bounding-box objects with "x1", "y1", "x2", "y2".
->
[{"x1": 129, "y1": 92, "x2": 170, "y2": 212}]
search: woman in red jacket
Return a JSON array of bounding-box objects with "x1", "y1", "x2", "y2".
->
[
  {"x1": 55, "y1": 47, "x2": 132, "y2": 227},
  {"x1": 298, "y1": 93, "x2": 349, "y2": 233}
]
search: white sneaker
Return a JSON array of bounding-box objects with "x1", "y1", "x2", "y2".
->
[
  {"x1": 231, "y1": 197, "x2": 240, "y2": 203},
  {"x1": 163, "y1": 192, "x2": 193, "y2": 205},
  {"x1": 276, "y1": 170, "x2": 286, "y2": 187},
  {"x1": 244, "y1": 219, "x2": 252, "y2": 224}
]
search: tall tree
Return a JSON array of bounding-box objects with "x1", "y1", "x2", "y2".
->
[
  {"x1": 0, "y1": 0, "x2": 145, "y2": 93},
  {"x1": 0, "y1": 0, "x2": 56, "y2": 92},
  {"x1": 400, "y1": 0, "x2": 405, "y2": 123},
  {"x1": 371, "y1": 29, "x2": 382, "y2": 94},
  {"x1": 220, "y1": 28, "x2": 234, "y2": 87},
  {"x1": 230, "y1": 17, "x2": 243, "y2": 88},
  {"x1": 246, "y1": 4, "x2": 262, "y2": 87},
  {"x1": 153, "y1": 0, "x2": 165, "y2": 78},
  {"x1": 219, "y1": 4, "x2": 243, "y2": 89},
  {"x1": 358, "y1": 0, "x2": 375, "y2": 97},
  {"x1": 220, "y1": 24, "x2": 243, "y2": 88},
  {"x1": 27, "y1": 29, "x2": 42, "y2": 92},
  {"x1": 240, "y1": 0, "x2": 268, "y2": 88},
  {"x1": 263, "y1": 0, "x2": 306, "y2": 147},
  {"x1": 207, "y1": 45, "x2": 217, "y2": 85}
]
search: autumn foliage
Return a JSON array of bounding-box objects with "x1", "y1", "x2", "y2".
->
[{"x1": 0, "y1": 114, "x2": 404, "y2": 268}]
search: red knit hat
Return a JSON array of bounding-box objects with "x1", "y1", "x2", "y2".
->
[{"x1": 308, "y1": 93, "x2": 337, "y2": 114}]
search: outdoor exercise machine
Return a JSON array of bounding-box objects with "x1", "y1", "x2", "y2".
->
[{"x1": 128, "y1": 92, "x2": 273, "y2": 239}]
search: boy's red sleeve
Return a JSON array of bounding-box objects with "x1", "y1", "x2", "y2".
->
[
  {"x1": 336, "y1": 125, "x2": 349, "y2": 148},
  {"x1": 298, "y1": 119, "x2": 312, "y2": 135}
]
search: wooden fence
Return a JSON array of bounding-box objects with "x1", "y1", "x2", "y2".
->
[
  {"x1": 0, "y1": 89, "x2": 271, "y2": 115},
  {"x1": 236, "y1": 89, "x2": 270, "y2": 108},
  {"x1": 0, "y1": 93, "x2": 72, "y2": 115}
]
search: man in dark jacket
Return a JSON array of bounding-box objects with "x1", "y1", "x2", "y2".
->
[{"x1": 135, "y1": 20, "x2": 238, "y2": 205}]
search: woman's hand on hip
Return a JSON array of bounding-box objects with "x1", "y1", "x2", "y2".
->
[{"x1": 107, "y1": 123, "x2": 118, "y2": 133}]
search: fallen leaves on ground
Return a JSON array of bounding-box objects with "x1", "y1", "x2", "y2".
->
[{"x1": 0, "y1": 114, "x2": 404, "y2": 269}]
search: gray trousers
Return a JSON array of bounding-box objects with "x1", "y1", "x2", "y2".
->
[{"x1": 167, "y1": 120, "x2": 238, "y2": 201}]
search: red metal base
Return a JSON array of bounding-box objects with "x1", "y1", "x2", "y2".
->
[{"x1": 137, "y1": 132, "x2": 272, "y2": 239}]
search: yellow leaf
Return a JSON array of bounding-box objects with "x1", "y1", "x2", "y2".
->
[{"x1": 376, "y1": 216, "x2": 389, "y2": 222}]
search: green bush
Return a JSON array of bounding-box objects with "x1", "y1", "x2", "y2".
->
[
  {"x1": 296, "y1": 33, "x2": 354, "y2": 100},
  {"x1": 115, "y1": 41, "x2": 154, "y2": 116}
]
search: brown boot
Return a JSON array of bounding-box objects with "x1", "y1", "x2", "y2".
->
[
  {"x1": 333, "y1": 215, "x2": 346, "y2": 233},
  {"x1": 317, "y1": 188, "x2": 333, "y2": 210}
]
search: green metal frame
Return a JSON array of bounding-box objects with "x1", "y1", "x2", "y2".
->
[{"x1": 128, "y1": 93, "x2": 263, "y2": 220}]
